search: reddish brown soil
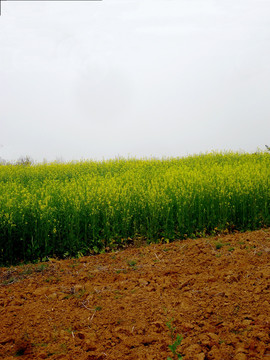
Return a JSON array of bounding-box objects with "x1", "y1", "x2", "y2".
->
[{"x1": 1, "y1": 229, "x2": 270, "y2": 360}]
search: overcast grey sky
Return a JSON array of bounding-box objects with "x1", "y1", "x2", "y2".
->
[{"x1": 0, "y1": 0, "x2": 270, "y2": 162}]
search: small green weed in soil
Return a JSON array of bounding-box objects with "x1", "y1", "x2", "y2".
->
[{"x1": 166, "y1": 318, "x2": 183, "y2": 360}]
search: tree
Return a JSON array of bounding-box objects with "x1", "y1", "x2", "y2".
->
[{"x1": 16, "y1": 156, "x2": 33, "y2": 166}]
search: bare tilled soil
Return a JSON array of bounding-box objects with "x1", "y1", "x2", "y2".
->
[{"x1": 1, "y1": 229, "x2": 270, "y2": 360}]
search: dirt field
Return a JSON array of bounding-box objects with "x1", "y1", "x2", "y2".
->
[{"x1": 1, "y1": 229, "x2": 270, "y2": 360}]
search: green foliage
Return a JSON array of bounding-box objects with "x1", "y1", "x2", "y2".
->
[
  {"x1": 0, "y1": 152, "x2": 270, "y2": 264},
  {"x1": 127, "y1": 260, "x2": 137, "y2": 267},
  {"x1": 166, "y1": 318, "x2": 183, "y2": 360},
  {"x1": 215, "y1": 242, "x2": 224, "y2": 250},
  {"x1": 168, "y1": 335, "x2": 183, "y2": 360},
  {"x1": 35, "y1": 264, "x2": 48, "y2": 273}
]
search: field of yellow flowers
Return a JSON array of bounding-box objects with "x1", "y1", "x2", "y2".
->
[{"x1": 0, "y1": 152, "x2": 269, "y2": 265}]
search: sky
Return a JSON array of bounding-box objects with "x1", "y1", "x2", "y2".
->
[{"x1": 0, "y1": 0, "x2": 270, "y2": 162}]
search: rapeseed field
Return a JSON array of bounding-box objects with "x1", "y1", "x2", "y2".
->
[{"x1": 0, "y1": 152, "x2": 269, "y2": 264}]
